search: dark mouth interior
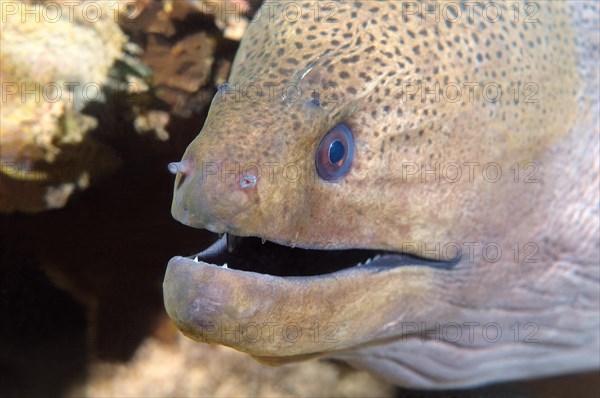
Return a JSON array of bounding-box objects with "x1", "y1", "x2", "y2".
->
[{"x1": 189, "y1": 234, "x2": 456, "y2": 277}]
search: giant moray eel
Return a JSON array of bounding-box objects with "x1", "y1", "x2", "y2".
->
[{"x1": 164, "y1": 1, "x2": 599, "y2": 388}]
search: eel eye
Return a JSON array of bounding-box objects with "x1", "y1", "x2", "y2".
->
[{"x1": 315, "y1": 123, "x2": 354, "y2": 182}]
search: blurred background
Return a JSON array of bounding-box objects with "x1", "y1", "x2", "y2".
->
[{"x1": 1, "y1": 1, "x2": 598, "y2": 396}]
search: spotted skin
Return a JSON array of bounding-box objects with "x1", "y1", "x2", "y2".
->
[{"x1": 164, "y1": 1, "x2": 599, "y2": 388}]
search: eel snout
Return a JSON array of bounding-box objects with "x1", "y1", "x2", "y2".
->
[{"x1": 168, "y1": 139, "x2": 261, "y2": 233}]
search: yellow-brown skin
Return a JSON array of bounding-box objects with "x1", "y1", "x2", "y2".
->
[{"x1": 165, "y1": 1, "x2": 599, "y2": 388}]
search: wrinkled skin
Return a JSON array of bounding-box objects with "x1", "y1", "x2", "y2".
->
[{"x1": 164, "y1": 1, "x2": 600, "y2": 388}]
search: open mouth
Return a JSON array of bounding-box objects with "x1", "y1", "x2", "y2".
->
[
  {"x1": 164, "y1": 234, "x2": 459, "y2": 359},
  {"x1": 177, "y1": 233, "x2": 457, "y2": 277}
]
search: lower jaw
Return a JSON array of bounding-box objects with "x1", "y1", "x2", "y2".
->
[{"x1": 163, "y1": 233, "x2": 457, "y2": 358}]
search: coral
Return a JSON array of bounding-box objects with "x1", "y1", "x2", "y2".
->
[
  {"x1": 71, "y1": 331, "x2": 394, "y2": 398},
  {"x1": 0, "y1": 0, "x2": 126, "y2": 212},
  {"x1": 0, "y1": 0, "x2": 251, "y2": 213}
]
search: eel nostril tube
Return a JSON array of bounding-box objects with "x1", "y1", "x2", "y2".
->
[{"x1": 168, "y1": 160, "x2": 194, "y2": 175}]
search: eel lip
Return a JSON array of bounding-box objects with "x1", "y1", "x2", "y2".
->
[
  {"x1": 163, "y1": 255, "x2": 312, "y2": 357},
  {"x1": 163, "y1": 254, "x2": 376, "y2": 358},
  {"x1": 163, "y1": 234, "x2": 457, "y2": 358}
]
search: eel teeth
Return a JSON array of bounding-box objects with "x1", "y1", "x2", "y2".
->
[
  {"x1": 226, "y1": 233, "x2": 243, "y2": 253},
  {"x1": 223, "y1": 263, "x2": 228, "y2": 269},
  {"x1": 193, "y1": 256, "x2": 199, "y2": 262},
  {"x1": 226, "y1": 233, "x2": 235, "y2": 253},
  {"x1": 366, "y1": 258, "x2": 372, "y2": 265}
]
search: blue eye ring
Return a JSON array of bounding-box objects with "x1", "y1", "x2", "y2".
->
[{"x1": 315, "y1": 123, "x2": 354, "y2": 182}]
